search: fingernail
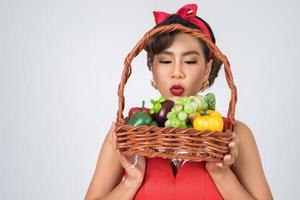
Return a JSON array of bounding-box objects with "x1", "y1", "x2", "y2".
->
[
  {"x1": 217, "y1": 163, "x2": 223, "y2": 167},
  {"x1": 224, "y1": 155, "x2": 230, "y2": 161}
]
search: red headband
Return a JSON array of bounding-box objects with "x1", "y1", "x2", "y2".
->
[{"x1": 153, "y1": 4, "x2": 213, "y2": 59}]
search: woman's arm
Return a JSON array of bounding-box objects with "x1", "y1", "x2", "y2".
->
[
  {"x1": 84, "y1": 122, "x2": 145, "y2": 200},
  {"x1": 207, "y1": 120, "x2": 273, "y2": 200}
]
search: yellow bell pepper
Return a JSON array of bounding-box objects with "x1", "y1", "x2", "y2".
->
[{"x1": 192, "y1": 110, "x2": 223, "y2": 131}]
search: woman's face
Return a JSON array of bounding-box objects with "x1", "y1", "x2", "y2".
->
[{"x1": 151, "y1": 33, "x2": 212, "y2": 101}]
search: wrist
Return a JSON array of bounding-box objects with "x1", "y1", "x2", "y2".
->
[{"x1": 207, "y1": 166, "x2": 232, "y2": 181}]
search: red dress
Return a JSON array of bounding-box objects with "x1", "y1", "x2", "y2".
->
[
  {"x1": 134, "y1": 157, "x2": 223, "y2": 200},
  {"x1": 133, "y1": 117, "x2": 229, "y2": 200}
]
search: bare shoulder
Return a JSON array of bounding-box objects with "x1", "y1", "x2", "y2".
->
[
  {"x1": 231, "y1": 119, "x2": 273, "y2": 199},
  {"x1": 232, "y1": 119, "x2": 259, "y2": 153},
  {"x1": 233, "y1": 119, "x2": 255, "y2": 141},
  {"x1": 232, "y1": 119, "x2": 259, "y2": 170}
]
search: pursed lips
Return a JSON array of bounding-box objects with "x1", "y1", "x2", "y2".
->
[{"x1": 170, "y1": 84, "x2": 185, "y2": 96}]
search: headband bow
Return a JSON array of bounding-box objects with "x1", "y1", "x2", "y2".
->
[
  {"x1": 153, "y1": 4, "x2": 212, "y2": 41},
  {"x1": 153, "y1": 4, "x2": 213, "y2": 59}
]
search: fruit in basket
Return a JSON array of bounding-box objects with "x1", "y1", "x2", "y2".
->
[
  {"x1": 164, "y1": 95, "x2": 204, "y2": 128},
  {"x1": 149, "y1": 96, "x2": 166, "y2": 114},
  {"x1": 127, "y1": 100, "x2": 155, "y2": 126},
  {"x1": 204, "y1": 92, "x2": 216, "y2": 110},
  {"x1": 128, "y1": 100, "x2": 150, "y2": 118},
  {"x1": 187, "y1": 112, "x2": 200, "y2": 122},
  {"x1": 153, "y1": 100, "x2": 174, "y2": 126},
  {"x1": 164, "y1": 93, "x2": 220, "y2": 129},
  {"x1": 193, "y1": 110, "x2": 223, "y2": 131},
  {"x1": 128, "y1": 111, "x2": 154, "y2": 126},
  {"x1": 150, "y1": 96, "x2": 175, "y2": 127}
]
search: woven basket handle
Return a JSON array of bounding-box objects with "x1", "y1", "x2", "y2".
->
[{"x1": 116, "y1": 24, "x2": 237, "y2": 131}]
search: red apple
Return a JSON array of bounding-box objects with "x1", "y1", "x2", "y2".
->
[{"x1": 128, "y1": 101, "x2": 150, "y2": 119}]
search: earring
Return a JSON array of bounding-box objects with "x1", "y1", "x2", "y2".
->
[
  {"x1": 151, "y1": 79, "x2": 158, "y2": 90},
  {"x1": 200, "y1": 80, "x2": 209, "y2": 92}
]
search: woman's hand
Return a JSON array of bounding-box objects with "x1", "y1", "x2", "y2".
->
[
  {"x1": 206, "y1": 131, "x2": 239, "y2": 175},
  {"x1": 108, "y1": 122, "x2": 146, "y2": 188}
]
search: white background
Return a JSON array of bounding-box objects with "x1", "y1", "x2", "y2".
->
[{"x1": 1, "y1": 0, "x2": 299, "y2": 199}]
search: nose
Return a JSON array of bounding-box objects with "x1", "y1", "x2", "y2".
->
[
  {"x1": 171, "y1": 73, "x2": 184, "y2": 79},
  {"x1": 171, "y1": 70, "x2": 185, "y2": 79},
  {"x1": 171, "y1": 62, "x2": 185, "y2": 79}
]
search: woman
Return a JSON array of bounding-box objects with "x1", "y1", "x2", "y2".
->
[{"x1": 85, "y1": 4, "x2": 273, "y2": 200}]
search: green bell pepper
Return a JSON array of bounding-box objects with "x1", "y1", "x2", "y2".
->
[{"x1": 128, "y1": 111, "x2": 154, "y2": 126}]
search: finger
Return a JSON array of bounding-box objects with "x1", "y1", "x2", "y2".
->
[
  {"x1": 118, "y1": 153, "x2": 135, "y2": 171},
  {"x1": 229, "y1": 141, "x2": 238, "y2": 158},
  {"x1": 216, "y1": 162, "x2": 223, "y2": 168},
  {"x1": 227, "y1": 131, "x2": 235, "y2": 143},
  {"x1": 232, "y1": 132, "x2": 240, "y2": 146},
  {"x1": 230, "y1": 132, "x2": 236, "y2": 141},
  {"x1": 224, "y1": 154, "x2": 231, "y2": 161},
  {"x1": 117, "y1": 151, "x2": 139, "y2": 168},
  {"x1": 231, "y1": 131, "x2": 236, "y2": 137},
  {"x1": 228, "y1": 142, "x2": 238, "y2": 158},
  {"x1": 223, "y1": 154, "x2": 234, "y2": 165},
  {"x1": 131, "y1": 155, "x2": 138, "y2": 168},
  {"x1": 229, "y1": 142, "x2": 235, "y2": 152}
]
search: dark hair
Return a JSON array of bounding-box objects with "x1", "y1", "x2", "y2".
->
[{"x1": 144, "y1": 14, "x2": 222, "y2": 87}]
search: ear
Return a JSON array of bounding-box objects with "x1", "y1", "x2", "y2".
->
[{"x1": 204, "y1": 59, "x2": 213, "y2": 80}]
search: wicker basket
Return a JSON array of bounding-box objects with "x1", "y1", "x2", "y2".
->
[{"x1": 115, "y1": 24, "x2": 237, "y2": 162}]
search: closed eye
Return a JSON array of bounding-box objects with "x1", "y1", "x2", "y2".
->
[
  {"x1": 159, "y1": 60, "x2": 172, "y2": 64},
  {"x1": 185, "y1": 61, "x2": 198, "y2": 64}
]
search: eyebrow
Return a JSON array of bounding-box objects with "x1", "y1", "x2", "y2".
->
[{"x1": 160, "y1": 50, "x2": 200, "y2": 56}]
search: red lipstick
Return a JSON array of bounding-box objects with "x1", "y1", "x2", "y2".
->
[{"x1": 170, "y1": 84, "x2": 185, "y2": 96}]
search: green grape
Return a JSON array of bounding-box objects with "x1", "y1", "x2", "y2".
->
[
  {"x1": 184, "y1": 104, "x2": 193, "y2": 114},
  {"x1": 194, "y1": 96, "x2": 205, "y2": 111},
  {"x1": 173, "y1": 103, "x2": 183, "y2": 112},
  {"x1": 193, "y1": 98, "x2": 201, "y2": 108},
  {"x1": 189, "y1": 95, "x2": 197, "y2": 101},
  {"x1": 191, "y1": 102, "x2": 198, "y2": 110},
  {"x1": 202, "y1": 101, "x2": 208, "y2": 111},
  {"x1": 192, "y1": 106, "x2": 197, "y2": 113},
  {"x1": 179, "y1": 120, "x2": 187, "y2": 129},
  {"x1": 171, "y1": 108, "x2": 177, "y2": 114},
  {"x1": 182, "y1": 97, "x2": 191, "y2": 105},
  {"x1": 170, "y1": 118, "x2": 180, "y2": 128},
  {"x1": 197, "y1": 95, "x2": 205, "y2": 103},
  {"x1": 167, "y1": 111, "x2": 177, "y2": 120},
  {"x1": 178, "y1": 111, "x2": 187, "y2": 120},
  {"x1": 175, "y1": 97, "x2": 185, "y2": 105},
  {"x1": 165, "y1": 120, "x2": 171, "y2": 127},
  {"x1": 188, "y1": 97, "x2": 194, "y2": 103},
  {"x1": 171, "y1": 108, "x2": 179, "y2": 114}
]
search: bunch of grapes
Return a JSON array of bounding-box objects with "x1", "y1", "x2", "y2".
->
[{"x1": 164, "y1": 95, "x2": 208, "y2": 129}]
